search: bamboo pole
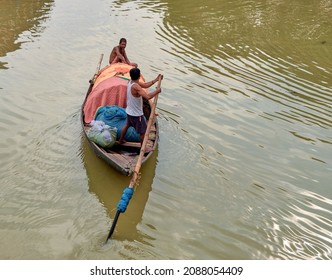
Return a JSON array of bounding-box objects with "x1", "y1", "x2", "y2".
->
[{"x1": 106, "y1": 75, "x2": 163, "y2": 241}]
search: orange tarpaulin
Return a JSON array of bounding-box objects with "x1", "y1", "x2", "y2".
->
[
  {"x1": 83, "y1": 63, "x2": 147, "y2": 123},
  {"x1": 93, "y1": 63, "x2": 132, "y2": 89},
  {"x1": 83, "y1": 76, "x2": 128, "y2": 123}
]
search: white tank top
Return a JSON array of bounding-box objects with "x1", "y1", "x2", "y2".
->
[{"x1": 126, "y1": 81, "x2": 143, "y2": 116}]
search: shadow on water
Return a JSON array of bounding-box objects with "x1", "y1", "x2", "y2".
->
[{"x1": 81, "y1": 137, "x2": 158, "y2": 242}]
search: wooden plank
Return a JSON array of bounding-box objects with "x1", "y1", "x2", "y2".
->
[{"x1": 118, "y1": 142, "x2": 141, "y2": 148}]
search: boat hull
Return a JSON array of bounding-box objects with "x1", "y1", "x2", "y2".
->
[{"x1": 81, "y1": 63, "x2": 159, "y2": 176}]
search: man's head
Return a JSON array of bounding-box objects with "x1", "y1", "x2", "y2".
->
[
  {"x1": 119, "y1": 38, "x2": 127, "y2": 48},
  {"x1": 130, "y1": 68, "x2": 140, "y2": 80}
]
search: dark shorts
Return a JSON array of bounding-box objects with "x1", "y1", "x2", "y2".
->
[{"x1": 127, "y1": 114, "x2": 147, "y2": 134}]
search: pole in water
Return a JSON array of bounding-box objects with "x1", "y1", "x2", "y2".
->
[
  {"x1": 106, "y1": 186, "x2": 134, "y2": 241},
  {"x1": 106, "y1": 210, "x2": 120, "y2": 240},
  {"x1": 105, "y1": 75, "x2": 163, "y2": 242}
]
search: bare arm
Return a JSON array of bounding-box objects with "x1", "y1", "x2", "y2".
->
[
  {"x1": 122, "y1": 50, "x2": 131, "y2": 65},
  {"x1": 133, "y1": 84, "x2": 161, "y2": 100},
  {"x1": 109, "y1": 47, "x2": 116, "y2": 64},
  {"x1": 115, "y1": 47, "x2": 126, "y2": 62},
  {"x1": 139, "y1": 74, "x2": 163, "y2": 88}
]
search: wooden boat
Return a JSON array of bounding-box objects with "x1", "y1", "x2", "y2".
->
[{"x1": 81, "y1": 61, "x2": 159, "y2": 176}]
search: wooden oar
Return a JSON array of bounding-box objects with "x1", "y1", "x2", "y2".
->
[
  {"x1": 89, "y1": 54, "x2": 104, "y2": 84},
  {"x1": 106, "y1": 75, "x2": 163, "y2": 241}
]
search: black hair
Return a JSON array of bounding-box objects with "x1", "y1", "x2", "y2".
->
[
  {"x1": 119, "y1": 38, "x2": 127, "y2": 44},
  {"x1": 130, "y1": 68, "x2": 140, "y2": 80}
]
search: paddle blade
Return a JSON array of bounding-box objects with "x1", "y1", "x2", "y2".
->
[{"x1": 106, "y1": 210, "x2": 121, "y2": 241}]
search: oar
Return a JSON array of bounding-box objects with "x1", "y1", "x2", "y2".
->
[
  {"x1": 89, "y1": 53, "x2": 104, "y2": 84},
  {"x1": 106, "y1": 75, "x2": 163, "y2": 241}
]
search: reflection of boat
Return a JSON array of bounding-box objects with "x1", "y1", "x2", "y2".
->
[
  {"x1": 81, "y1": 62, "x2": 159, "y2": 176},
  {"x1": 81, "y1": 136, "x2": 157, "y2": 240}
]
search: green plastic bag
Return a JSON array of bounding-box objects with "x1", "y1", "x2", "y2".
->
[{"x1": 87, "y1": 120, "x2": 117, "y2": 149}]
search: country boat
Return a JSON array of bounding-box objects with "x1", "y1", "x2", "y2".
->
[{"x1": 81, "y1": 59, "x2": 159, "y2": 176}]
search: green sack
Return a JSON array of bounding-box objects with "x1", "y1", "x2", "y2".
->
[{"x1": 87, "y1": 120, "x2": 117, "y2": 148}]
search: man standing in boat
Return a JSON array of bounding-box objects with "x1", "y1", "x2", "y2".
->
[
  {"x1": 118, "y1": 68, "x2": 162, "y2": 149},
  {"x1": 109, "y1": 38, "x2": 138, "y2": 67}
]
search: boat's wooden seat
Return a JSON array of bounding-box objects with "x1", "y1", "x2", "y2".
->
[{"x1": 120, "y1": 142, "x2": 141, "y2": 148}]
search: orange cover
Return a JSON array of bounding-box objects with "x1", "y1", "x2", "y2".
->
[{"x1": 83, "y1": 63, "x2": 147, "y2": 123}]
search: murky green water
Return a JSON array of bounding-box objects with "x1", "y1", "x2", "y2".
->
[{"x1": 0, "y1": 0, "x2": 331, "y2": 259}]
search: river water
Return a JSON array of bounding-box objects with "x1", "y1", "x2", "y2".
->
[{"x1": 0, "y1": 0, "x2": 331, "y2": 260}]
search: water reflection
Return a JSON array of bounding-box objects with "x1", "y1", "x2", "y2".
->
[
  {"x1": 155, "y1": 0, "x2": 332, "y2": 138},
  {"x1": 142, "y1": 0, "x2": 332, "y2": 259},
  {"x1": 0, "y1": 0, "x2": 54, "y2": 67},
  {"x1": 82, "y1": 138, "x2": 158, "y2": 242},
  {"x1": 159, "y1": 0, "x2": 332, "y2": 52}
]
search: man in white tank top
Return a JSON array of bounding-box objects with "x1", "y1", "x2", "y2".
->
[{"x1": 118, "y1": 68, "x2": 162, "y2": 148}]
